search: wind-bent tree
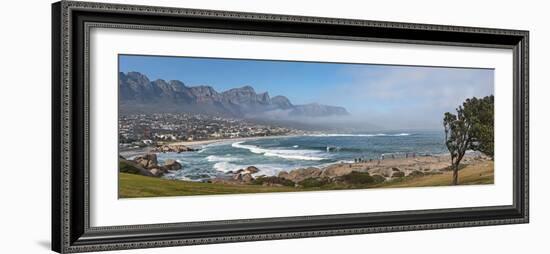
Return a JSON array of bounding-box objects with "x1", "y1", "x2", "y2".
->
[{"x1": 443, "y1": 95, "x2": 494, "y2": 185}]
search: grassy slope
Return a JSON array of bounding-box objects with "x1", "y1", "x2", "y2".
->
[
  {"x1": 119, "y1": 173, "x2": 298, "y2": 198},
  {"x1": 375, "y1": 160, "x2": 494, "y2": 188},
  {"x1": 119, "y1": 161, "x2": 494, "y2": 198}
]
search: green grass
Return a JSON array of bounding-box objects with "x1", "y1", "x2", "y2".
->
[
  {"x1": 119, "y1": 173, "x2": 363, "y2": 198},
  {"x1": 119, "y1": 173, "x2": 299, "y2": 198}
]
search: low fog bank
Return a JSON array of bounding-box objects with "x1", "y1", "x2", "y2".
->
[{"x1": 244, "y1": 106, "x2": 458, "y2": 132}]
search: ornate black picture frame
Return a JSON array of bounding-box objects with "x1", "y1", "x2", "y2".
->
[{"x1": 52, "y1": 1, "x2": 529, "y2": 253}]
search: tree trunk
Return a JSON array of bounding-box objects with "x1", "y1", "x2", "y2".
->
[{"x1": 452, "y1": 164, "x2": 459, "y2": 185}]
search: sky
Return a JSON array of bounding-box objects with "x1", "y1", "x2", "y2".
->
[{"x1": 119, "y1": 54, "x2": 494, "y2": 130}]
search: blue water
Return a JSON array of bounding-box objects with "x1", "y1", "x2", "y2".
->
[{"x1": 157, "y1": 130, "x2": 447, "y2": 181}]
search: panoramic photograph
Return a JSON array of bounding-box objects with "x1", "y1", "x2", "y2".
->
[{"x1": 117, "y1": 54, "x2": 495, "y2": 198}]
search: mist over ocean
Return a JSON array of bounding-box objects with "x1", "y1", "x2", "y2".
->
[{"x1": 155, "y1": 130, "x2": 447, "y2": 181}]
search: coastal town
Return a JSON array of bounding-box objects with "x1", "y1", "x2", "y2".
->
[{"x1": 119, "y1": 112, "x2": 305, "y2": 150}]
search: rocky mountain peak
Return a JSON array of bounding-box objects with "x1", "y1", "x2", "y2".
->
[
  {"x1": 119, "y1": 72, "x2": 349, "y2": 117},
  {"x1": 168, "y1": 80, "x2": 187, "y2": 91},
  {"x1": 271, "y1": 95, "x2": 293, "y2": 109},
  {"x1": 125, "y1": 71, "x2": 151, "y2": 84}
]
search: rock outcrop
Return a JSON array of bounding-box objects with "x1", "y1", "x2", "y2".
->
[
  {"x1": 229, "y1": 166, "x2": 261, "y2": 184},
  {"x1": 119, "y1": 153, "x2": 183, "y2": 177},
  {"x1": 244, "y1": 166, "x2": 260, "y2": 174},
  {"x1": 232, "y1": 172, "x2": 253, "y2": 183},
  {"x1": 152, "y1": 144, "x2": 197, "y2": 153},
  {"x1": 162, "y1": 159, "x2": 182, "y2": 171},
  {"x1": 119, "y1": 158, "x2": 154, "y2": 177},
  {"x1": 133, "y1": 154, "x2": 158, "y2": 169},
  {"x1": 319, "y1": 164, "x2": 358, "y2": 178},
  {"x1": 278, "y1": 167, "x2": 322, "y2": 182}
]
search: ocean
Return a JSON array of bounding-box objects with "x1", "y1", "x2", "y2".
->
[{"x1": 158, "y1": 130, "x2": 448, "y2": 181}]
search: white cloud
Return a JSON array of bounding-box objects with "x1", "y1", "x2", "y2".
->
[{"x1": 318, "y1": 65, "x2": 494, "y2": 130}]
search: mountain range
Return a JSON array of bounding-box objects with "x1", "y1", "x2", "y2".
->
[{"x1": 119, "y1": 71, "x2": 349, "y2": 118}]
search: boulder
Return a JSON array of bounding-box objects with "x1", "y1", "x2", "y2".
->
[
  {"x1": 149, "y1": 168, "x2": 162, "y2": 177},
  {"x1": 232, "y1": 173, "x2": 242, "y2": 181},
  {"x1": 320, "y1": 165, "x2": 355, "y2": 178},
  {"x1": 163, "y1": 159, "x2": 182, "y2": 171},
  {"x1": 278, "y1": 171, "x2": 289, "y2": 178},
  {"x1": 119, "y1": 158, "x2": 154, "y2": 177},
  {"x1": 241, "y1": 173, "x2": 253, "y2": 183},
  {"x1": 133, "y1": 153, "x2": 158, "y2": 169},
  {"x1": 230, "y1": 172, "x2": 254, "y2": 183},
  {"x1": 245, "y1": 166, "x2": 260, "y2": 174},
  {"x1": 366, "y1": 167, "x2": 393, "y2": 179},
  {"x1": 280, "y1": 167, "x2": 322, "y2": 182}
]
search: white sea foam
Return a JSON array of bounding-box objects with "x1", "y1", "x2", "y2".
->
[
  {"x1": 213, "y1": 161, "x2": 242, "y2": 173},
  {"x1": 231, "y1": 142, "x2": 325, "y2": 161},
  {"x1": 308, "y1": 133, "x2": 410, "y2": 137},
  {"x1": 251, "y1": 164, "x2": 293, "y2": 176},
  {"x1": 212, "y1": 163, "x2": 295, "y2": 176},
  {"x1": 206, "y1": 155, "x2": 241, "y2": 162},
  {"x1": 292, "y1": 145, "x2": 299, "y2": 148}
]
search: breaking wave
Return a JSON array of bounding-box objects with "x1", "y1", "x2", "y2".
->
[
  {"x1": 212, "y1": 161, "x2": 242, "y2": 173},
  {"x1": 206, "y1": 155, "x2": 241, "y2": 162},
  {"x1": 231, "y1": 141, "x2": 326, "y2": 161}
]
